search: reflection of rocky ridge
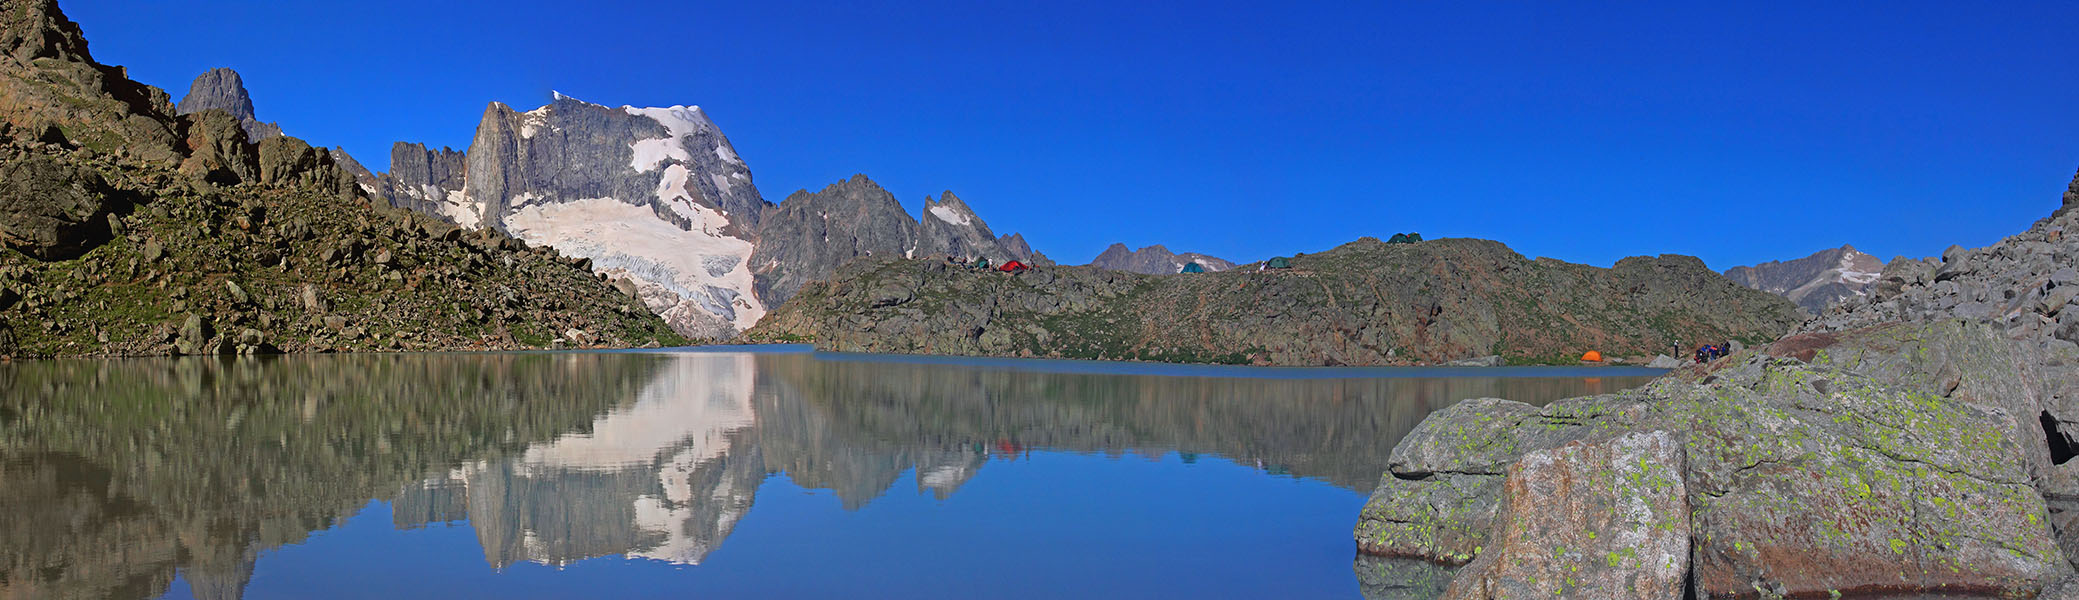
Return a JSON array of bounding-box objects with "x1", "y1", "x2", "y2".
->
[
  {"x1": 411, "y1": 354, "x2": 766, "y2": 567},
  {"x1": 1, "y1": 351, "x2": 1654, "y2": 598},
  {"x1": 0, "y1": 354, "x2": 659, "y2": 600}
]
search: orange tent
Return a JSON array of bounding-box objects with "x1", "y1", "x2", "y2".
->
[{"x1": 1580, "y1": 350, "x2": 1603, "y2": 362}]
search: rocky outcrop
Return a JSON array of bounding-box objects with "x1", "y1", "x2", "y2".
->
[
  {"x1": 0, "y1": 0, "x2": 182, "y2": 164},
  {"x1": 378, "y1": 142, "x2": 470, "y2": 225},
  {"x1": 1723, "y1": 245, "x2": 1886, "y2": 313},
  {"x1": 914, "y1": 190, "x2": 1035, "y2": 265},
  {"x1": 749, "y1": 174, "x2": 916, "y2": 306},
  {"x1": 744, "y1": 236, "x2": 1802, "y2": 365},
  {"x1": 174, "y1": 67, "x2": 281, "y2": 142},
  {"x1": 1090, "y1": 243, "x2": 1235, "y2": 274},
  {"x1": 750, "y1": 179, "x2": 1051, "y2": 308},
  {"x1": 1355, "y1": 177, "x2": 2079, "y2": 596},
  {"x1": 0, "y1": 153, "x2": 120, "y2": 260},
  {"x1": 327, "y1": 146, "x2": 379, "y2": 190}
]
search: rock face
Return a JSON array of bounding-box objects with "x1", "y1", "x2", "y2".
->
[
  {"x1": 0, "y1": 153, "x2": 120, "y2": 260},
  {"x1": 1443, "y1": 431, "x2": 1688, "y2": 599},
  {"x1": 0, "y1": 0, "x2": 182, "y2": 164},
  {"x1": 173, "y1": 68, "x2": 281, "y2": 142},
  {"x1": 326, "y1": 146, "x2": 379, "y2": 190},
  {"x1": 363, "y1": 94, "x2": 774, "y2": 339},
  {"x1": 744, "y1": 236, "x2": 1803, "y2": 365},
  {"x1": 1722, "y1": 244, "x2": 1885, "y2": 313},
  {"x1": 378, "y1": 142, "x2": 470, "y2": 226},
  {"x1": 915, "y1": 191, "x2": 1038, "y2": 266},
  {"x1": 0, "y1": 0, "x2": 685, "y2": 358},
  {"x1": 1090, "y1": 243, "x2": 1235, "y2": 274},
  {"x1": 748, "y1": 177, "x2": 1050, "y2": 308},
  {"x1": 748, "y1": 174, "x2": 916, "y2": 306},
  {"x1": 1355, "y1": 175, "x2": 2079, "y2": 596}
]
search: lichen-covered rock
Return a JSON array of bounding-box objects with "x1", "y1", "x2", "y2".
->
[
  {"x1": 1356, "y1": 322, "x2": 2073, "y2": 597},
  {"x1": 1442, "y1": 431, "x2": 1688, "y2": 600},
  {"x1": 1353, "y1": 555, "x2": 1457, "y2": 600},
  {"x1": 1675, "y1": 348, "x2": 2068, "y2": 597},
  {"x1": 1356, "y1": 396, "x2": 1647, "y2": 562},
  {"x1": 0, "y1": 153, "x2": 120, "y2": 260},
  {"x1": 1356, "y1": 473, "x2": 1501, "y2": 564}
]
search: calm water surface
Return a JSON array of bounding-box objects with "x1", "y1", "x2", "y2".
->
[{"x1": 0, "y1": 349, "x2": 1661, "y2": 599}]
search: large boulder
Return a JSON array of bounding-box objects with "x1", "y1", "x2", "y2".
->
[
  {"x1": 1356, "y1": 396, "x2": 1647, "y2": 562},
  {"x1": 178, "y1": 109, "x2": 260, "y2": 184},
  {"x1": 1672, "y1": 351, "x2": 2065, "y2": 597},
  {"x1": 1443, "y1": 431, "x2": 1688, "y2": 600},
  {"x1": 0, "y1": 153, "x2": 119, "y2": 260},
  {"x1": 1355, "y1": 322, "x2": 2072, "y2": 596}
]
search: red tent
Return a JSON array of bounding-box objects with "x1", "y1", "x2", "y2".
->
[{"x1": 997, "y1": 261, "x2": 1029, "y2": 272}]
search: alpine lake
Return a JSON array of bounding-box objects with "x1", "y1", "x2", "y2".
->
[{"x1": 0, "y1": 347, "x2": 1664, "y2": 599}]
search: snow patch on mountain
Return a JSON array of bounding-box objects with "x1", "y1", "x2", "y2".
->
[
  {"x1": 503, "y1": 197, "x2": 765, "y2": 336},
  {"x1": 927, "y1": 204, "x2": 972, "y2": 227},
  {"x1": 626, "y1": 105, "x2": 710, "y2": 172}
]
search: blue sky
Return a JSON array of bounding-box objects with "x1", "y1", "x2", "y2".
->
[{"x1": 61, "y1": 1, "x2": 2079, "y2": 269}]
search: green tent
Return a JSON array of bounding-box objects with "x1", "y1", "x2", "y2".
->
[
  {"x1": 971, "y1": 258, "x2": 991, "y2": 270},
  {"x1": 1265, "y1": 257, "x2": 1292, "y2": 269},
  {"x1": 1387, "y1": 233, "x2": 1410, "y2": 244},
  {"x1": 1406, "y1": 232, "x2": 1424, "y2": 242},
  {"x1": 1180, "y1": 262, "x2": 1206, "y2": 274}
]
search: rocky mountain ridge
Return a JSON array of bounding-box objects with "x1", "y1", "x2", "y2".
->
[
  {"x1": 743, "y1": 235, "x2": 1803, "y2": 366},
  {"x1": 1090, "y1": 242, "x2": 1235, "y2": 274},
  {"x1": 344, "y1": 94, "x2": 1046, "y2": 339},
  {"x1": 1722, "y1": 244, "x2": 1886, "y2": 313},
  {"x1": 748, "y1": 175, "x2": 1048, "y2": 307}
]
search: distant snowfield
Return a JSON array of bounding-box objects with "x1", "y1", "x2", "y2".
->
[
  {"x1": 503, "y1": 197, "x2": 765, "y2": 336},
  {"x1": 928, "y1": 204, "x2": 973, "y2": 227}
]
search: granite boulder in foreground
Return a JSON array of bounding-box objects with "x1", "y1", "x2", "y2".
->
[{"x1": 1355, "y1": 172, "x2": 2079, "y2": 597}]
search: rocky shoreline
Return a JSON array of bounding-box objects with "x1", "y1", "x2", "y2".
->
[{"x1": 1353, "y1": 171, "x2": 2079, "y2": 598}]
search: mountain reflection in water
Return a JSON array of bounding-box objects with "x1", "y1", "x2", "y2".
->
[{"x1": 0, "y1": 351, "x2": 1657, "y2": 600}]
